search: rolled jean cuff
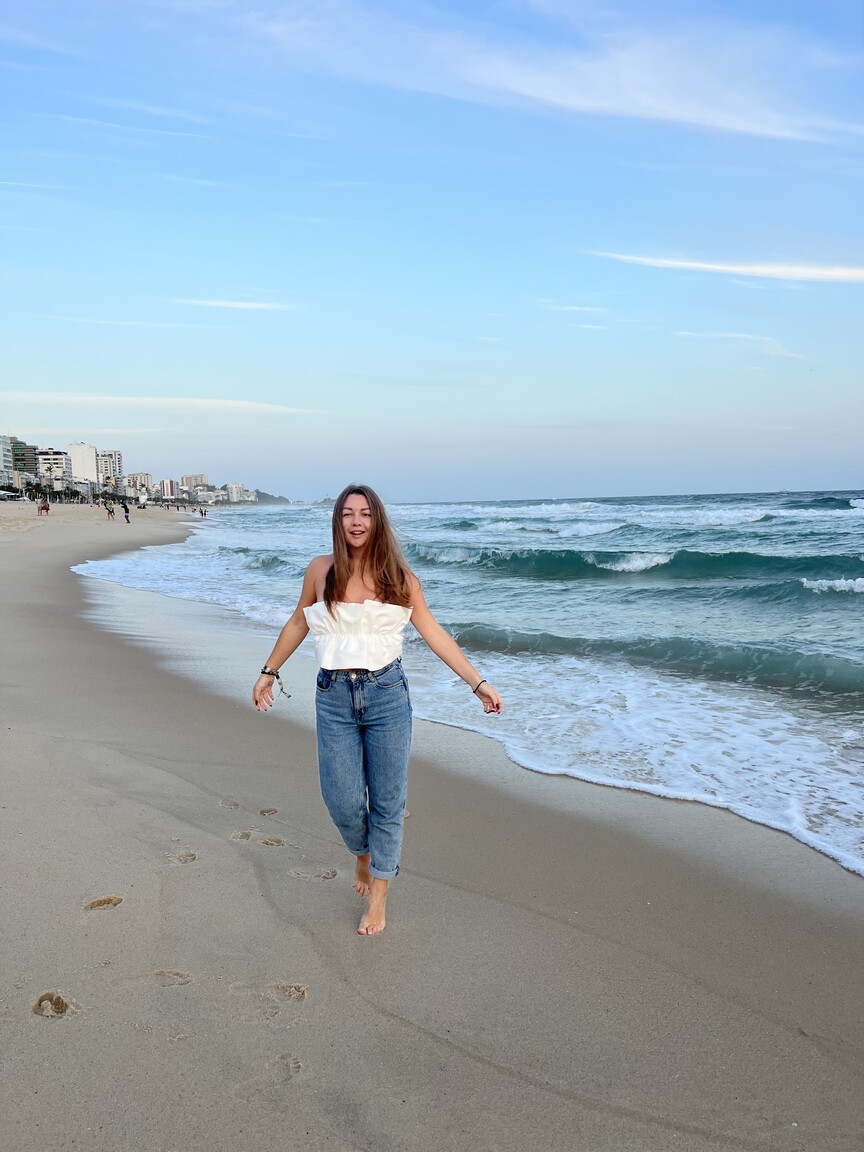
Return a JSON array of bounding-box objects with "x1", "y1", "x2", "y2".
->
[{"x1": 369, "y1": 862, "x2": 399, "y2": 881}]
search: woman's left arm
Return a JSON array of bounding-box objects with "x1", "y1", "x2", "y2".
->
[{"x1": 408, "y1": 577, "x2": 503, "y2": 714}]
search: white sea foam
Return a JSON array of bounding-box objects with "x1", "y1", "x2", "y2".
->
[
  {"x1": 405, "y1": 642, "x2": 864, "y2": 877},
  {"x1": 636, "y1": 507, "x2": 772, "y2": 527},
  {"x1": 588, "y1": 552, "x2": 674, "y2": 572},
  {"x1": 405, "y1": 545, "x2": 480, "y2": 565},
  {"x1": 556, "y1": 521, "x2": 625, "y2": 538},
  {"x1": 773, "y1": 506, "x2": 864, "y2": 520},
  {"x1": 485, "y1": 520, "x2": 540, "y2": 532},
  {"x1": 400, "y1": 501, "x2": 601, "y2": 522},
  {"x1": 802, "y1": 578, "x2": 864, "y2": 594}
]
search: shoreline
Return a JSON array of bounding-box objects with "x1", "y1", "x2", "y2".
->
[
  {"x1": 2, "y1": 504, "x2": 863, "y2": 1151},
  {"x1": 72, "y1": 516, "x2": 864, "y2": 893},
  {"x1": 67, "y1": 500, "x2": 864, "y2": 882}
]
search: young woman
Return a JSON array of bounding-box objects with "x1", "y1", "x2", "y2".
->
[{"x1": 252, "y1": 484, "x2": 503, "y2": 936}]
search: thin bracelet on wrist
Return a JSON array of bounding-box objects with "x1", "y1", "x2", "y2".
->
[{"x1": 472, "y1": 678, "x2": 487, "y2": 694}]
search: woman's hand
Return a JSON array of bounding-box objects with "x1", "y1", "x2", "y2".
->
[
  {"x1": 253, "y1": 675, "x2": 276, "y2": 712},
  {"x1": 475, "y1": 682, "x2": 503, "y2": 715}
]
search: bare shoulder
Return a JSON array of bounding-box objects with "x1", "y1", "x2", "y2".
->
[
  {"x1": 307, "y1": 554, "x2": 333, "y2": 577},
  {"x1": 406, "y1": 568, "x2": 426, "y2": 603},
  {"x1": 303, "y1": 554, "x2": 332, "y2": 603}
]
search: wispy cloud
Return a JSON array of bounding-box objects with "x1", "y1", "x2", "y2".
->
[
  {"x1": 598, "y1": 253, "x2": 864, "y2": 284},
  {"x1": 152, "y1": 173, "x2": 225, "y2": 187},
  {"x1": 98, "y1": 99, "x2": 210, "y2": 124},
  {"x1": 0, "y1": 180, "x2": 58, "y2": 188},
  {"x1": 511, "y1": 419, "x2": 796, "y2": 432},
  {"x1": 154, "y1": 0, "x2": 237, "y2": 12},
  {"x1": 674, "y1": 331, "x2": 805, "y2": 360},
  {"x1": 47, "y1": 316, "x2": 223, "y2": 329},
  {"x1": 274, "y1": 130, "x2": 327, "y2": 140},
  {"x1": 0, "y1": 23, "x2": 77, "y2": 55},
  {"x1": 206, "y1": 95, "x2": 326, "y2": 134},
  {"x1": 19, "y1": 428, "x2": 169, "y2": 435},
  {"x1": 0, "y1": 392, "x2": 327, "y2": 415},
  {"x1": 318, "y1": 179, "x2": 374, "y2": 188},
  {"x1": 235, "y1": 3, "x2": 862, "y2": 141},
  {"x1": 51, "y1": 115, "x2": 214, "y2": 140},
  {"x1": 175, "y1": 299, "x2": 297, "y2": 311},
  {"x1": 538, "y1": 299, "x2": 607, "y2": 313},
  {"x1": 274, "y1": 214, "x2": 330, "y2": 224}
]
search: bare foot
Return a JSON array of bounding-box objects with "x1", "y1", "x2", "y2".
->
[
  {"x1": 357, "y1": 877, "x2": 388, "y2": 936},
  {"x1": 354, "y1": 854, "x2": 372, "y2": 897}
]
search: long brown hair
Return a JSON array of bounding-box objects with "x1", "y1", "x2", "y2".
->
[{"x1": 324, "y1": 484, "x2": 412, "y2": 611}]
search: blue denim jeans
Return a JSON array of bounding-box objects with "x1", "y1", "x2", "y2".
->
[{"x1": 314, "y1": 658, "x2": 413, "y2": 880}]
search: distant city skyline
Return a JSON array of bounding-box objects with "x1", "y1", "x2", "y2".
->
[
  {"x1": 1, "y1": 432, "x2": 261, "y2": 502},
  {"x1": 1, "y1": 1, "x2": 861, "y2": 501}
]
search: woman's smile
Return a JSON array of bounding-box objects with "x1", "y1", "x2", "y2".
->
[{"x1": 342, "y1": 494, "x2": 372, "y2": 549}]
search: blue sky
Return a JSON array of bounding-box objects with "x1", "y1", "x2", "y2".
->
[{"x1": 1, "y1": 0, "x2": 862, "y2": 501}]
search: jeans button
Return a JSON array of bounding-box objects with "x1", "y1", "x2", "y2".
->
[{"x1": 350, "y1": 672, "x2": 357, "y2": 680}]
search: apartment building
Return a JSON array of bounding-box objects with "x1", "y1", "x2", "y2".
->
[
  {"x1": 68, "y1": 442, "x2": 100, "y2": 482},
  {"x1": 10, "y1": 437, "x2": 38, "y2": 475},
  {"x1": 37, "y1": 449, "x2": 74, "y2": 486},
  {"x1": 126, "y1": 472, "x2": 153, "y2": 492},
  {"x1": 97, "y1": 449, "x2": 124, "y2": 482},
  {"x1": 0, "y1": 435, "x2": 12, "y2": 483},
  {"x1": 181, "y1": 473, "x2": 208, "y2": 490}
]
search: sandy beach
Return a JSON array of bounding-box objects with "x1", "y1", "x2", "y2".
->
[{"x1": 1, "y1": 502, "x2": 863, "y2": 1152}]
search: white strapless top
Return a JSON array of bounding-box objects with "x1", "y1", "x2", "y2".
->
[{"x1": 303, "y1": 600, "x2": 413, "y2": 670}]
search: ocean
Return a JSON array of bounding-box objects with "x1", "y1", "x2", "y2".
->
[{"x1": 73, "y1": 490, "x2": 864, "y2": 876}]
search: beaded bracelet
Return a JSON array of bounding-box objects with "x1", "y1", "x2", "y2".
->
[{"x1": 260, "y1": 665, "x2": 291, "y2": 699}]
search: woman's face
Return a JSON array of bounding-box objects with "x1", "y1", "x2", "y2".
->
[{"x1": 341, "y1": 492, "x2": 373, "y2": 552}]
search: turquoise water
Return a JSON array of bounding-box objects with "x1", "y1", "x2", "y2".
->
[{"x1": 74, "y1": 490, "x2": 864, "y2": 874}]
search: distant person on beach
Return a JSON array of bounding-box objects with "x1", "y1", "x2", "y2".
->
[
  {"x1": 121, "y1": 501, "x2": 130, "y2": 523},
  {"x1": 253, "y1": 483, "x2": 502, "y2": 936},
  {"x1": 105, "y1": 502, "x2": 115, "y2": 520},
  {"x1": 38, "y1": 500, "x2": 50, "y2": 516}
]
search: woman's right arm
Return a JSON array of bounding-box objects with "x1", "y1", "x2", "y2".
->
[{"x1": 252, "y1": 557, "x2": 327, "y2": 712}]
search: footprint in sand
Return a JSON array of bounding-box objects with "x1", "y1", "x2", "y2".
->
[
  {"x1": 83, "y1": 895, "x2": 123, "y2": 911},
  {"x1": 269, "y1": 983, "x2": 307, "y2": 1001},
  {"x1": 220, "y1": 798, "x2": 240, "y2": 809},
  {"x1": 259, "y1": 837, "x2": 285, "y2": 847},
  {"x1": 165, "y1": 850, "x2": 197, "y2": 865},
  {"x1": 231, "y1": 830, "x2": 254, "y2": 841},
  {"x1": 289, "y1": 866, "x2": 337, "y2": 881},
  {"x1": 229, "y1": 980, "x2": 308, "y2": 1021},
  {"x1": 234, "y1": 1053, "x2": 302, "y2": 1102},
  {"x1": 32, "y1": 992, "x2": 80, "y2": 1018},
  {"x1": 259, "y1": 807, "x2": 278, "y2": 816},
  {"x1": 151, "y1": 970, "x2": 192, "y2": 987}
]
